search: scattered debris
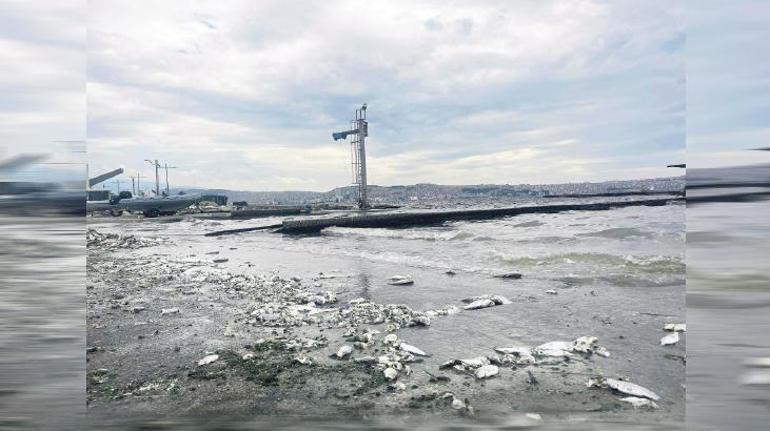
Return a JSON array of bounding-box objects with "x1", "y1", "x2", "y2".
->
[
  {"x1": 587, "y1": 377, "x2": 661, "y2": 401},
  {"x1": 197, "y1": 354, "x2": 219, "y2": 366},
  {"x1": 462, "y1": 295, "x2": 512, "y2": 310},
  {"x1": 335, "y1": 345, "x2": 354, "y2": 359},
  {"x1": 660, "y1": 332, "x2": 680, "y2": 346},
  {"x1": 474, "y1": 364, "x2": 499, "y2": 379},
  {"x1": 388, "y1": 275, "x2": 414, "y2": 286},
  {"x1": 212, "y1": 258, "x2": 229, "y2": 263},
  {"x1": 383, "y1": 367, "x2": 398, "y2": 381},
  {"x1": 161, "y1": 308, "x2": 180, "y2": 315},
  {"x1": 87, "y1": 228, "x2": 165, "y2": 250},
  {"x1": 400, "y1": 342, "x2": 429, "y2": 357},
  {"x1": 664, "y1": 323, "x2": 686, "y2": 332},
  {"x1": 545, "y1": 289, "x2": 558, "y2": 295},
  {"x1": 620, "y1": 396, "x2": 659, "y2": 409}
]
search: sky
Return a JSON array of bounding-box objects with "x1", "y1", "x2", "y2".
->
[
  {"x1": 3, "y1": 1, "x2": 699, "y2": 190},
  {"x1": 687, "y1": 0, "x2": 770, "y2": 168},
  {"x1": 0, "y1": 0, "x2": 85, "y2": 183}
]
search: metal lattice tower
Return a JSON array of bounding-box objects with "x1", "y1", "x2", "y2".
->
[{"x1": 333, "y1": 104, "x2": 369, "y2": 209}]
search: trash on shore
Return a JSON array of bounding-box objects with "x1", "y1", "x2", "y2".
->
[
  {"x1": 664, "y1": 323, "x2": 686, "y2": 332},
  {"x1": 462, "y1": 295, "x2": 512, "y2": 310},
  {"x1": 197, "y1": 354, "x2": 219, "y2": 366},
  {"x1": 335, "y1": 345, "x2": 354, "y2": 359},
  {"x1": 620, "y1": 396, "x2": 659, "y2": 409},
  {"x1": 545, "y1": 289, "x2": 558, "y2": 295},
  {"x1": 474, "y1": 364, "x2": 499, "y2": 379},
  {"x1": 587, "y1": 377, "x2": 661, "y2": 401},
  {"x1": 660, "y1": 332, "x2": 680, "y2": 346},
  {"x1": 161, "y1": 308, "x2": 180, "y2": 315},
  {"x1": 400, "y1": 342, "x2": 429, "y2": 357},
  {"x1": 87, "y1": 228, "x2": 165, "y2": 250},
  {"x1": 388, "y1": 275, "x2": 414, "y2": 285}
]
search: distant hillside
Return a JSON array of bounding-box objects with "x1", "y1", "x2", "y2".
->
[{"x1": 173, "y1": 177, "x2": 685, "y2": 205}]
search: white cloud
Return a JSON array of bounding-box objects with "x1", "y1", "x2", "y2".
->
[{"x1": 86, "y1": 0, "x2": 685, "y2": 191}]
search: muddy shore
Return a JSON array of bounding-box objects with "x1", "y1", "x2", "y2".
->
[{"x1": 85, "y1": 216, "x2": 685, "y2": 429}]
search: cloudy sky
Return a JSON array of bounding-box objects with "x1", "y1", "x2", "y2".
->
[
  {"x1": 85, "y1": 0, "x2": 688, "y2": 191},
  {"x1": 687, "y1": 0, "x2": 770, "y2": 168},
  {"x1": 2, "y1": 1, "x2": 695, "y2": 189},
  {"x1": 0, "y1": 0, "x2": 84, "y2": 182}
]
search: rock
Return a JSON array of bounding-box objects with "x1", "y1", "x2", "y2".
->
[
  {"x1": 494, "y1": 346, "x2": 532, "y2": 356},
  {"x1": 390, "y1": 381, "x2": 406, "y2": 391},
  {"x1": 445, "y1": 270, "x2": 456, "y2": 276},
  {"x1": 400, "y1": 342, "x2": 428, "y2": 357},
  {"x1": 354, "y1": 356, "x2": 377, "y2": 364},
  {"x1": 664, "y1": 323, "x2": 686, "y2": 332},
  {"x1": 197, "y1": 354, "x2": 219, "y2": 366},
  {"x1": 161, "y1": 308, "x2": 180, "y2": 315},
  {"x1": 212, "y1": 258, "x2": 229, "y2": 263},
  {"x1": 242, "y1": 353, "x2": 255, "y2": 360},
  {"x1": 620, "y1": 396, "x2": 659, "y2": 409},
  {"x1": 588, "y1": 377, "x2": 661, "y2": 401},
  {"x1": 388, "y1": 275, "x2": 414, "y2": 286},
  {"x1": 474, "y1": 364, "x2": 499, "y2": 379},
  {"x1": 661, "y1": 332, "x2": 680, "y2": 346},
  {"x1": 335, "y1": 345, "x2": 354, "y2": 359},
  {"x1": 494, "y1": 272, "x2": 522, "y2": 279},
  {"x1": 383, "y1": 367, "x2": 398, "y2": 381}
]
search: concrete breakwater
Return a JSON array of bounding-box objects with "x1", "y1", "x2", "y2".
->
[{"x1": 277, "y1": 197, "x2": 683, "y2": 234}]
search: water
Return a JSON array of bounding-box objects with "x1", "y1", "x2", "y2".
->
[
  {"x1": 88, "y1": 200, "x2": 686, "y2": 429},
  {"x1": 687, "y1": 199, "x2": 770, "y2": 430}
]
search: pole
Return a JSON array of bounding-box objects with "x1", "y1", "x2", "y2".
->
[
  {"x1": 137, "y1": 172, "x2": 140, "y2": 196},
  {"x1": 132, "y1": 177, "x2": 136, "y2": 195},
  {"x1": 164, "y1": 163, "x2": 169, "y2": 195},
  {"x1": 358, "y1": 104, "x2": 368, "y2": 209},
  {"x1": 154, "y1": 159, "x2": 159, "y2": 197}
]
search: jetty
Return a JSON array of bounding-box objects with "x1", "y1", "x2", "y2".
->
[{"x1": 274, "y1": 197, "x2": 682, "y2": 234}]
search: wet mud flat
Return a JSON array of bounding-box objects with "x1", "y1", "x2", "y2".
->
[{"x1": 85, "y1": 225, "x2": 685, "y2": 429}]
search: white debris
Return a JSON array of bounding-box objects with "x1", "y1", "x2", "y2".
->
[
  {"x1": 595, "y1": 346, "x2": 611, "y2": 358},
  {"x1": 400, "y1": 342, "x2": 428, "y2": 357},
  {"x1": 161, "y1": 308, "x2": 180, "y2": 315},
  {"x1": 588, "y1": 377, "x2": 661, "y2": 401},
  {"x1": 664, "y1": 323, "x2": 686, "y2": 332},
  {"x1": 451, "y1": 397, "x2": 466, "y2": 410},
  {"x1": 383, "y1": 334, "x2": 399, "y2": 346},
  {"x1": 545, "y1": 290, "x2": 558, "y2": 295},
  {"x1": 534, "y1": 341, "x2": 574, "y2": 357},
  {"x1": 197, "y1": 354, "x2": 219, "y2": 366},
  {"x1": 335, "y1": 345, "x2": 354, "y2": 359},
  {"x1": 739, "y1": 370, "x2": 770, "y2": 385},
  {"x1": 661, "y1": 332, "x2": 680, "y2": 346},
  {"x1": 494, "y1": 346, "x2": 532, "y2": 356},
  {"x1": 573, "y1": 336, "x2": 599, "y2": 353},
  {"x1": 294, "y1": 353, "x2": 313, "y2": 365},
  {"x1": 463, "y1": 299, "x2": 496, "y2": 310},
  {"x1": 390, "y1": 381, "x2": 407, "y2": 391},
  {"x1": 242, "y1": 353, "x2": 255, "y2": 360},
  {"x1": 383, "y1": 367, "x2": 398, "y2": 381},
  {"x1": 525, "y1": 413, "x2": 543, "y2": 421},
  {"x1": 461, "y1": 357, "x2": 490, "y2": 368},
  {"x1": 474, "y1": 364, "x2": 499, "y2": 379},
  {"x1": 388, "y1": 275, "x2": 414, "y2": 286},
  {"x1": 620, "y1": 396, "x2": 659, "y2": 409}
]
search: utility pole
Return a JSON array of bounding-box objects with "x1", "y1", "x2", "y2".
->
[
  {"x1": 163, "y1": 163, "x2": 178, "y2": 196},
  {"x1": 144, "y1": 159, "x2": 160, "y2": 197},
  {"x1": 333, "y1": 103, "x2": 369, "y2": 209},
  {"x1": 131, "y1": 177, "x2": 136, "y2": 195}
]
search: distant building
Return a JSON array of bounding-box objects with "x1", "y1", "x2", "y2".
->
[{"x1": 199, "y1": 194, "x2": 228, "y2": 206}]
